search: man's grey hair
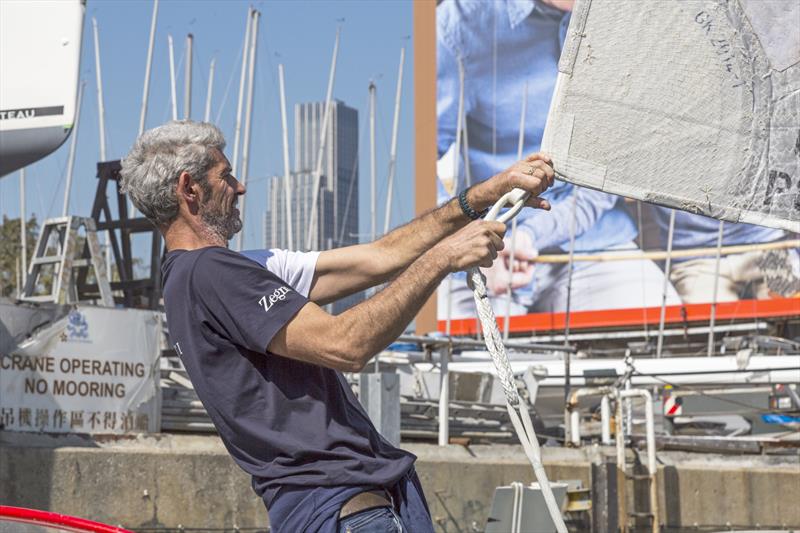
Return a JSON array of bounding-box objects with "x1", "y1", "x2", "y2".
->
[{"x1": 120, "y1": 120, "x2": 226, "y2": 226}]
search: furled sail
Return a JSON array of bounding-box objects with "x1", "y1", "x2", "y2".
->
[
  {"x1": 541, "y1": 0, "x2": 799, "y2": 232},
  {"x1": 0, "y1": 0, "x2": 85, "y2": 178}
]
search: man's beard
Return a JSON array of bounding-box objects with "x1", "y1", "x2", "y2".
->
[{"x1": 199, "y1": 199, "x2": 242, "y2": 242}]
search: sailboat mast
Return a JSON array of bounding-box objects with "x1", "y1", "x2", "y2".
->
[
  {"x1": 232, "y1": 6, "x2": 253, "y2": 179},
  {"x1": 168, "y1": 35, "x2": 178, "y2": 121},
  {"x1": 204, "y1": 57, "x2": 216, "y2": 122},
  {"x1": 235, "y1": 9, "x2": 260, "y2": 251},
  {"x1": 707, "y1": 221, "x2": 724, "y2": 356},
  {"x1": 63, "y1": 81, "x2": 85, "y2": 217},
  {"x1": 503, "y1": 80, "x2": 527, "y2": 340},
  {"x1": 92, "y1": 17, "x2": 107, "y2": 161},
  {"x1": 19, "y1": 168, "x2": 27, "y2": 287},
  {"x1": 383, "y1": 47, "x2": 405, "y2": 235},
  {"x1": 278, "y1": 63, "x2": 294, "y2": 249},
  {"x1": 184, "y1": 33, "x2": 193, "y2": 119},
  {"x1": 656, "y1": 209, "x2": 676, "y2": 358},
  {"x1": 138, "y1": 0, "x2": 159, "y2": 135},
  {"x1": 306, "y1": 27, "x2": 341, "y2": 250},
  {"x1": 369, "y1": 81, "x2": 376, "y2": 242}
]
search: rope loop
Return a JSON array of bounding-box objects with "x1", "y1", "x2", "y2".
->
[{"x1": 484, "y1": 187, "x2": 530, "y2": 224}]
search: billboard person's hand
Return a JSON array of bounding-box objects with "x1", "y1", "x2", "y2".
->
[{"x1": 484, "y1": 230, "x2": 537, "y2": 295}]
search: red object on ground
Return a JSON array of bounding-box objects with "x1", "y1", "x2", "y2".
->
[{"x1": 0, "y1": 506, "x2": 133, "y2": 533}]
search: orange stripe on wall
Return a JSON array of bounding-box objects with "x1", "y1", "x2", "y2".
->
[{"x1": 440, "y1": 298, "x2": 800, "y2": 336}]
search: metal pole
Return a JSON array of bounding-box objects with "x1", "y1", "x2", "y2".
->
[
  {"x1": 503, "y1": 81, "x2": 528, "y2": 340},
  {"x1": 656, "y1": 209, "x2": 676, "y2": 358},
  {"x1": 91, "y1": 18, "x2": 107, "y2": 161},
  {"x1": 204, "y1": 57, "x2": 216, "y2": 122},
  {"x1": 369, "y1": 81, "x2": 376, "y2": 242},
  {"x1": 708, "y1": 221, "x2": 724, "y2": 357},
  {"x1": 453, "y1": 56, "x2": 465, "y2": 194},
  {"x1": 383, "y1": 47, "x2": 405, "y2": 234},
  {"x1": 235, "y1": 9, "x2": 259, "y2": 251},
  {"x1": 168, "y1": 35, "x2": 178, "y2": 121},
  {"x1": 138, "y1": 0, "x2": 159, "y2": 135},
  {"x1": 278, "y1": 64, "x2": 294, "y2": 248},
  {"x1": 563, "y1": 191, "x2": 578, "y2": 443},
  {"x1": 444, "y1": 56, "x2": 466, "y2": 338},
  {"x1": 63, "y1": 81, "x2": 85, "y2": 217},
  {"x1": 19, "y1": 169, "x2": 27, "y2": 286},
  {"x1": 438, "y1": 345, "x2": 450, "y2": 446},
  {"x1": 184, "y1": 33, "x2": 193, "y2": 120},
  {"x1": 232, "y1": 6, "x2": 253, "y2": 178},
  {"x1": 306, "y1": 27, "x2": 341, "y2": 250},
  {"x1": 601, "y1": 395, "x2": 612, "y2": 445}
]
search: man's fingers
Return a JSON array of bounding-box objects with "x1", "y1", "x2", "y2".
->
[
  {"x1": 525, "y1": 152, "x2": 552, "y2": 165},
  {"x1": 488, "y1": 230, "x2": 505, "y2": 252},
  {"x1": 524, "y1": 196, "x2": 550, "y2": 211}
]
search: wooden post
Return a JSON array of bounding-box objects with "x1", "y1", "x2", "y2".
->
[{"x1": 414, "y1": 0, "x2": 437, "y2": 335}]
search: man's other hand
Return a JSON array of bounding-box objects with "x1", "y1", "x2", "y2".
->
[
  {"x1": 433, "y1": 220, "x2": 507, "y2": 272},
  {"x1": 484, "y1": 230, "x2": 538, "y2": 295},
  {"x1": 468, "y1": 153, "x2": 555, "y2": 212}
]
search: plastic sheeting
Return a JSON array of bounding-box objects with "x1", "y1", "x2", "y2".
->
[{"x1": 542, "y1": 0, "x2": 799, "y2": 232}]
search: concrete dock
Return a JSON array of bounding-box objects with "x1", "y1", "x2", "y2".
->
[{"x1": 1, "y1": 432, "x2": 798, "y2": 531}]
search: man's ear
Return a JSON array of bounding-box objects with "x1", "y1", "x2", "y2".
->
[{"x1": 176, "y1": 171, "x2": 200, "y2": 205}]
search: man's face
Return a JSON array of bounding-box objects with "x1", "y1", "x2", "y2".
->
[{"x1": 197, "y1": 148, "x2": 245, "y2": 242}]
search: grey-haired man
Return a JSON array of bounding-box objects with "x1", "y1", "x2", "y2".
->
[{"x1": 120, "y1": 120, "x2": 554, "y2": 532}]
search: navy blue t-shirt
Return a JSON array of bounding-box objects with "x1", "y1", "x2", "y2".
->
[{"x1": 161, "y1": 247, "x2": 415, "y2": 530}]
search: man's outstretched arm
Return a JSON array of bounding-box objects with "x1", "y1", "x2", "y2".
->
[
  {"x1": 268, "y1": 220, "x2": 506, "y2": 371},
  {"x1": 308, "y1": 154, "x2": 555, "y2": 305}
]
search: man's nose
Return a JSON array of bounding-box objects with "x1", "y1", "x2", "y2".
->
[{"x1": 235, "y1": 178, "x2": 246, "y2": 195}]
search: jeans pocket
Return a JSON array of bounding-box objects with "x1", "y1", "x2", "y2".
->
[{"x1": 339, "y1": 506, "x2": 402, "y2": 533}]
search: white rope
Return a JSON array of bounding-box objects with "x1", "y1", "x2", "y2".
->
[{"x1": 468, "y1": 188, "x2": 568, "y2": 533}]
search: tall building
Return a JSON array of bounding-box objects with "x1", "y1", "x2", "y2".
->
[{"x1": 265, "y1": 99, "x2": 361, "y2": 312}]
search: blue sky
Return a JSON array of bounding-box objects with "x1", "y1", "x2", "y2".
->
[{"x1": 0, "y1": 0, "x2": 415, "y2": 253}]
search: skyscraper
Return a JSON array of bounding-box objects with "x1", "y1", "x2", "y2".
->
[{"x1": 265, "y1": 99, "x2": 361, "y2": 312}]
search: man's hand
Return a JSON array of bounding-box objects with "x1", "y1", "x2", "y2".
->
[
  {"x1": 484, "y1": 230, "x2": 538, "y2": 295},
  {"x1": 433, "y1": 220, "x2": 507, "y2": 272},
  {"x1": 467, "y1": 153, "x2": 556, "y2": 213}
]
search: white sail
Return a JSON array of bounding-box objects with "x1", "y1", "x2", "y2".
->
[
  {"x1": 541, "y1": 0, "x2": 799, "y2": 232},
  {"x1": 0, "y1": 0, "x2": 85, "y2": 177}
]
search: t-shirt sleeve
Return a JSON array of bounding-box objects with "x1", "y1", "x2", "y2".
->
[
  {"x1": 191, "y1": 248, "x2": 308, "y2": 353},
  {"x1": 240, "y1": 248, "x2": 320, "y2": 298}
]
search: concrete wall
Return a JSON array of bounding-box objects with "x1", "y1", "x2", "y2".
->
[{"x1": 1, "y1": 433, "x2": 798, "y2": 531}]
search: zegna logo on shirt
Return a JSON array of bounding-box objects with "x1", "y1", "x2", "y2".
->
[{"x1": 258, "y1": 286, "x2": 291, "y2": 313}]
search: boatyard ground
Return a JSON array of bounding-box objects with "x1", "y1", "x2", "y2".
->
[{"x1": 2, "y1": 432, "x2": 798, "y2": 532}]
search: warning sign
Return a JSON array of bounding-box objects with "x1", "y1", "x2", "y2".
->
[{"x1": 0, "y1": 306, "x2": 161, "y2": 434}]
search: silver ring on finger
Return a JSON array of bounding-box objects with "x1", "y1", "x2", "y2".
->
[{"x1": 525, "y1": 166, "x2": 535, "y2": 175}]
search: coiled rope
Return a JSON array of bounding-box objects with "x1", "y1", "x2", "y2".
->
[{"x1": 468, "y1": 186, "x2": 568, "y2": 533}]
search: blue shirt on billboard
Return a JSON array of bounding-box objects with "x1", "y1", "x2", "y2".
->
[
  {"x1": 161, "y1": 247, "x2": 415, "y2": 532},
  {"x1": 652, "y1": 207, "x2": 786, "y2": 262},
  {"x1": 437, "y1": 0, "x2": 637, "y2": 253}
]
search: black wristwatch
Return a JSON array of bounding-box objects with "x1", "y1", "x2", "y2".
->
[{"x1": 458, "y1": 187, "x2": 488, "y2": 220}]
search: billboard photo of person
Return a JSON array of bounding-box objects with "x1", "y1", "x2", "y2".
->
[{"x1": 436, "y1": 0, "x2": 680, "y2": 321}]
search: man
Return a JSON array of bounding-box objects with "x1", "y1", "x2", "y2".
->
[
  {"x1": 120, "y1": 120, "x2": 554, "y2": 532},
  {"x1": 437, "y1": 0, "x2": 679, "y2": 317},
  {"x1": 652, "y1": 208, "x2": 800, "y2": 302}
]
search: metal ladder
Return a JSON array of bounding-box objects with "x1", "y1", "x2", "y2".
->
[
  {"x1": 615, "y1": 389, "x2": 660, "y2": 533},
  {"x1": 20, "y1": 216, "x2": 113, "y2": 306}
]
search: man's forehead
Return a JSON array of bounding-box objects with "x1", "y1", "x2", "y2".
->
[{"x1": 210, "y1": 147, "x2": 231, "y2": 169}]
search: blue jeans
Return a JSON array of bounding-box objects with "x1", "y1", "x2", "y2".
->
[{"x1": 338, "y1": 506, "x2": 403, "y2": 533}]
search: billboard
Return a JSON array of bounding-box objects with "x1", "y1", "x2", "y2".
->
[{"x1": 431, "y1": 0, "x2": 799, "y2": 334}]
